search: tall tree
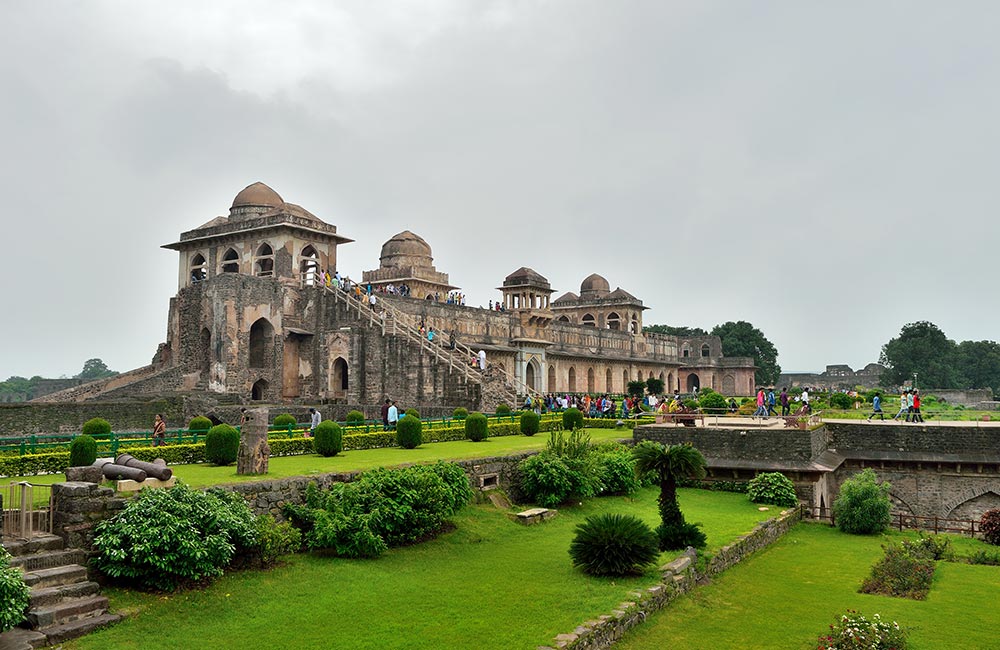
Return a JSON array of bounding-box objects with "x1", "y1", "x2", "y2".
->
[
  {"x1": 643, "y1": 324, "x2": 708, "y2": 337},
  {"x1": 954, "y1": 340, "x2": 1000, "y2": 395},
  {"x1": 710, "y1": 321, "x2": 781, "y2": 385},
  {"x1": 77, "y1": 358, "x2": 119, "y2": 380},
  {"x1": 878, "y1": 321, "x2": 957, "y2": 389},
  {"x1": 632, "y1": 441, "x2": 707, "y2": 550}
]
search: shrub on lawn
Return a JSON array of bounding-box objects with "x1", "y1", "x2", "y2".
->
[
  {"x1": 396, "y1": 414, "x2": 423, "y2": 449},
  {"x1": 465, "y1": 413, "x2": 489, "y2": 442},
  {"x1": 272, "y1": 413, "x2": 297, "y2": 429},
  {"x1": 569, "y1": 513, "x2": 659, "y2": 576},
  {"x1": 285, "y1": 462, "x2": 472, "y2": 558},
  {"x1": 746, "y1": 472, "x2": 798, "y2": 508},
  {"x1": 633, "y1": 440, "x2": 708, "y2": 550},
  {"x1": 901, "y1": 533, "x2": 951, "y2": 560},
  {"x1": 562, "y1": 407, "x2": 584, "y2": 431},
  {"x1": 698, "y1": 391, "x2": 728, "y2": 413},
  {"x1": 520, "y1": 411, "x2": 540, "y2": 436},
  {"x1": 405, "y1": 409, "x2": 420, "y2": 420},
  {"x1": 829, "y1": 392, "x2": 854, "y2": 409},
  {"x1": 345, "y1": 410, "x2": 366, "y2": 425},
  {"x1": 313, "y1": 421, "x2": 343, "y2": 457},
  {"x1": 0, "y1": 548, "x2": 29, "y2": 632},
  {"x1": 204, "y1": 424, "x2": 240, "y2": 466},
  {"x1": 817, "y1": 610, "x2": 907, "y2": 650},
  {"x1": 69, "y1": 435, "x2": 98, "y2": 467},
  {"x1": 187, "y1": 416, "x2": 213, "y2": 432},
  {"x1": 833, "y1": 468, "x2": 891, "y2": 535},
  {"x1": 591, "y1": 443, "x2": 639, "y2": 496},
  {"x1": 969, "y1": 549, "x2": 1000, "y2": 565},
  {"x1": 92, "y1": 483, "x2": 258, "y2": 590},
  {"x1": 243, "y1": 515, "x2": 301, "y2": 568},
  {"x1": 452, "y1": 407, "x2": 468, "y2": 420},
  {"x1": 519, "y1": 430, "x2": 598, "y2": 507},
  {"x1": 495, "y1": 403, "x2": 511, "y2": 415},
  {"x1": 81, "y1": 417, "x2": 111, "y2": 437},
  {"x1": 859, "y1": 543, "x2": 935, "y2": 600},
  {"x1": 981, "y1": 508, "x2": 1000, "y2": 546}
]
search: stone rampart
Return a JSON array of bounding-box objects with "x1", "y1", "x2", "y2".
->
[
  {"x1": 0, "y1": 398, "x2": 185, "y2": 436},
  {"x1": 634, "y1": 424, "x2": 820, "y2": 462}
]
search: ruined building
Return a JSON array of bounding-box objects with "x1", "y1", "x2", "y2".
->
[{"x1": 38, "y1": 183, "x2": 755, "y2": 411}]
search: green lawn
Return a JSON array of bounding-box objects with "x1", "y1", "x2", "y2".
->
[
  {"x1": 63, "y1": 487, "x2": 770, "y2": 650},
  {"x1": 615, "y1": 523, "x2": 1000, "y2": 650}
]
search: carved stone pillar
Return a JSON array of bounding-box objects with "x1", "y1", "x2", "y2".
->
[{"x1": 237, "y1": 407, "x2": 270, "y2": 475}]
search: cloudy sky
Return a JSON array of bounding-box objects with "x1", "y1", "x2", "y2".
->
[{"x1": 2, "y1": 1, "x2": 998, "y2": 380}]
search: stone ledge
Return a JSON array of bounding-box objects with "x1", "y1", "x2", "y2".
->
[{"x1": 514, "y1": 508, "x2": 557, "y2": 525}]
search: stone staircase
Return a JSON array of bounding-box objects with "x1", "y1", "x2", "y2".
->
[{"x1": 1, "y1": 534, "x2": 119, "y2": 648}]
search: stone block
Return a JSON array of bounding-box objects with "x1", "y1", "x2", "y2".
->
[
  {"x1": 660, "y1": 555, "x2": 691, "y2": 575},
  {"x1": 52, "y1": 482, "x2": 98, "y2": 497},
  {"x1": 116, "y1": 476, "x2": 177, "y2": 493},
  {"x1": 65, "y1": 466, "x2": 103, "y2": 483}
]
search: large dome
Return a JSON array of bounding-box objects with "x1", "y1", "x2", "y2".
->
[
  {"x1": 580, "y1": 273, "x2": 610, "y2": 296},
  {"x1": 380, "y1": 231, "x2": 433, "y2": 267},
  {"x1": 231, "y1": 182, "x2": 284, "y2": 209}
]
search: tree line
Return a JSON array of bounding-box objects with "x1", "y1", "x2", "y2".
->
[
  {"x1": 879, "y1": 321, "x2": 1000, "y2": 395},
  {"x1": 644, "y1": 321, "x2": 781, "y2": 386}
]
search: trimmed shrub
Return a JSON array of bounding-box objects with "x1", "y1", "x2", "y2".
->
[
  {"x1": 833, "y1": 468, "x2": 892, "y2": 535},
  {"x1": 69, "y1": 435, "x2": 98, "y2": 467},
  {"x1": 404, "y1": 409, "x2": 420, "y2": 420},
  {"x1": 860, "y1": 543, "x2": 935, "y2": 600},
  {"x1": 646, "y1": 377, "x2": 664, "y2": 396},
  {"x1": 465, "y1": 413, "x2": 489, "y2": 442},
  {"x1": 495, "y1": 403, "x2": 511, "y2": 415},
  {"x1": 519, "y1": 453, "x2": 577, "y2": 508},
  {"x1": 520, "y1": 411, "x2": 540, "y2": 436},
  {"x1": 569, "y1": 513, "x2": 659, "y2": 576},
  {"x1": 313, "y1": 420, "x2": 343, "y2": 457},
  {"x1": 92, "y1": 483, "x2": 258, "y2": 590},
  {"x1": 0, "y1": 547, "x2": 29, "y2": 632},
  {"x1": 818, "y1": 611, "x2": 907, "y2": 650},
  {"x1": 452, "y1": 407, "x2": 468, "y2": 420},
  {"x1": 204, "y1": 424, "x2": 240, "y2": 466},
  {"x1": 562, "y1": 407, "x2": 584, "y2": 431},
  {"x1": 829, "y1": 392, "x2": 853, "y2": 409},
  {"x1": 746, "y1": 472, "x2": 798, "y2": 508},
  {"x1": 981, "y1": 509, "x2": 1000, "y2": 546},
  {"x1": 345, "y1": 410, "x2": 366, "y2": 425},
  {"x1": 592, "y1": 443, "x2": 640, "y2": 496},
  {"x1": 187, "y1": 416, "x2": 212, "y2": 432},
  {"x1": 698, "y1": 391, "x2": 728, "y2": 413},
  {"x1": 396, "y1": 414, "x2": 423, "y2": 449},
  {"x1": 272, "y1": 413, "x2": 297, "y2": 429},
  {"x1": 81, "y1": 417, "x2": 111, "y2": 437}
]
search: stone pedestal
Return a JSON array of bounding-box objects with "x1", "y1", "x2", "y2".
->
[{"x1": 237, "y1": 407, "x2": 270, "y2": 475}]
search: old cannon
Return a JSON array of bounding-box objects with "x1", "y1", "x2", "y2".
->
[
  {"x1": 92, "y1": 459, "x2": 146, "y2": 482},
  {"x1": 115, "y1": 453, "x2": 173, "y2": 481}
]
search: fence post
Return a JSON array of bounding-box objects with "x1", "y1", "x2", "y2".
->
[
  {"x1": 898, "y1": 512, "x2": 903, "y2": 532},
  {"x1": 30, "y1": 435, "x2": 36, "y2": 454},
  {"x1": 934, "y1": 516, "x2": 939, "y2": 534}
]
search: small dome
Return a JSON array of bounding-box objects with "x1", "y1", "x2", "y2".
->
[
  {"x1": 380, "y1": 231, "x2": 433, "y2": 267},
  {"x1": 231, "y1": 182, "x2": 284, "y2": 209},
  {"x1": 580, "y1": 273, "x2": 610, "y2": 296}
]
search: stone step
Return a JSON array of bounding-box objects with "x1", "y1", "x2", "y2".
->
[
  {"x1": 40, "y1": 612, "x2": 122, "y2": 647},
  {"x1": 29, "y1": 581, "x2": 100, "y2": 609},
  {"x1": 10, "y1": 549, "x2": 87, "y2": 573},
  {"x1": 26, "y1": 594, "x2": 108, "y2": 629},
  {"x1": 21, "y1": 565, "x2": 89, "y2": 589},
  {"x1": 1, "y1": 534, "x2": 64, "y2": 557},
  {"x1": 0, "y1": 626, "x2": 47, "y2": 650}
]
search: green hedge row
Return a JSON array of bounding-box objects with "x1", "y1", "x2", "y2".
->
[{"x1": 581, "y1": 418, "x2": 653, "y2": 430}]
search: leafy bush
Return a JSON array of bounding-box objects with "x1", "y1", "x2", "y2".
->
[
  {"x1": 345, "y1": 410, "x2": 366, "y2": 425},
  {"x1": 452, "y1": 407, "x2": 468, "y2": 420},
  {"x1": 829, "y1": 392, "x2": 854, "y2": 409},
  {"x1": 465, "y1": 413, "x2": 489, "y2": 442},
  {"x1": 313, "y1": 420, "x2": 343, "y2": 457},
  {"x1": 683, "y1": 398, "x2": 700, "y2": 410},
  {"x1": 591, "y1": 443, "x2": 639, "y2": 496},
  {"x1": 244, "y1": 515, "x2": 301, "y2": 568},
  {"x1": 284, "y1": 462, "x2": 472, "y2": 558},
  {"x1": 520, "y1": 411, "x2": 540, "y2": 436},
  {"x1": 272, "y1": 413, "x2": 297, "y2": 428},
  {"x1": 495, "y1": 403, "x2": 511, "y2": 415},
  {"x1": 569, "y1": 513, "x2": 659, "y2": 576},
  {"x1": 817, "y1": 611, "x2": 907, "y2": 650},
  {"x1": 204, "y1": 424, "x2": 240, "y2": 466},
  {"x1": 405, "y1": 409, "x2": 420, "y2": 420},
  {"x1": 646, "y1": 377, "x2": 664, "y2": 396},
  {"x1": 395, "y1": 414, "x2": 423, "y2": 449},
  {"x1": 901, "y1": 534, "x2": 951, "y2": 560},
  {"x1": 968, "y1": 549, "x2": 1000, "y2": 565},
  {"x1": 187, "y1": 416, "x2": 213, "y2": 432},
  {"x1": 833, "y1": 468, "x2": 891, "y2": 535},
  {"x1": 0, "y1": 547, "x2": 29, "y2": 632},
  {"x1": 562, "y1": 407, "x2": 584, "y2": 431},
  {"x1": 746, "y1": 472, "x2": 798, "y2": 508},
  {"x1": 92, "y1": 483, "x2": 258, "y2": 590},
  {"x1": 81, "y1": 417, "x2": 111, "y2": 437},
  {"x1": 626, "y1": 380, "x2": 647, "y2": 398},
  {"x1": 69, "y1": 435, "x2": 98, "y2": 467},
  {"x1": 859, "y1": 543, "x2": 935, "y2": 600},
  {"x1": 981, "y1": 508, "x2": 1000, "y2": 546},
  {"x1": 656, "y1": 521, "x2": 707, "y2": 551},
  {"x1": 519, "y1": 453, "x2": 584, "y2": 508},
  {"x1": 698, "y1": 391, "x2": 728, "y2": 412}
]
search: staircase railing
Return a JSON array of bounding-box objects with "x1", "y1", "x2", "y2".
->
[{"x1": 2, "y1": 482, "x2": 53, "y2": 540}]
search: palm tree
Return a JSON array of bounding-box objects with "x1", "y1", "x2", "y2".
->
[{"x1": 632, "y1": 441, "x2": 708, "y2": 549}]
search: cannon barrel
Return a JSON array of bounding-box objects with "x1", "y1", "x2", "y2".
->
[
  {"x1": 115, "y1": 454, "x2": 173, "y2": 481},
  {"x1": 92, "y1": 459, "x2": 147, "y2": 482}
]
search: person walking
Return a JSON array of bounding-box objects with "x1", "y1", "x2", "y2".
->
[
  {"x1": 893, "y1": 390, "x2": 910, "y2": 421},
  {"x1": 753, "y1": 387, "x2": 767, "y2": 418},
  {"x1": 368, "y1": 291, "x2": 377, "y2": 311},
  {"x1": 387, "y1": 400, "x2": 399, "y2": 429},
  {"x1": 478, "y1": 349, "x2": 487, "y2": 371},
  {"x1": 911, "y1": 390, "x2": 923, "y2": 423},
  {"x1": 152, "y1": 413, "x2": 166, "y2": 447},
  {"x1": 381, "y1": 398, "x2": 391, "y2": 431},
  {"x1": 867, "y1": 392, "x2": 885, "y2": 421},
  {"x1": 780, "y1": 387, "x2": 790, "y2": 416},
  {"x1": 309, "y1": 407, "x2": 321, "y2": 437},
  {"x1": 801, "y1": 387, "x2": 811, "y2": 414},
  {"x1": 766, "y1": 388, "x2": 777, "y2": 416}
]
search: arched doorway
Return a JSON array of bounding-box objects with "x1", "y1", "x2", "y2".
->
[
  {"x1": 548, "y1": 365, "x2": 556, "y2": 392},
  {"x1": 526, "y1": 360, "x2": 537, "y2": 392},
  {"x1": 332, "y1": 357, "x2": 348, "y2": 398},
  {"x1": 300, "y1": 245, "x2": 320, "y2": 286},
  {"x1": 249, "y1": 318, "x2": 274, "y2": 369},
  {"x1": 568, "y1": 367, "x2": 577, "y2": 393},
  {"x1": 587, "y1": 367, "x2": 595, "y2": 394},
  {"x1": 251, "y1": 379, "x2": 268, "y2": 401},
  {"x1": 686, "y1": 373, "x2": 700, "y2": 392},
  {"x1": 606, "y1": 368, "x2": 613, "y2": 392}
]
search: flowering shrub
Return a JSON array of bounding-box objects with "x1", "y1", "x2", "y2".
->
[
  {"x1": 817, "y1": 610, "x2": 907, "y2": 649},
  {"x1": 981, "y1": 508, "x2": 1000, "y2": 546},
  {"x1": 859, "y1": 544, "x2": 935, "y2": 600}
]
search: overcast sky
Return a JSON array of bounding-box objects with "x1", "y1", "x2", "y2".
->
[{"x1": 2, "y1": 1, "x2": 998, "y2": 380}]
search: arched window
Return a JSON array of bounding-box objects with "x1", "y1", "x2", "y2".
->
[
  {"x1": 251, "y1": 378, "x2": 269, "y2": 401},
  {"x1": 682, "y1": 346, "x2": 690, "y2": 358},
  {"x1": 568, "y1": 367, "x2": 577, "y2": 393},
  {"x1": 701, "y1": 343, "x2": 710, "y2": 357},
  {"x1": 221, "y1": 248, "x2": 240, "y2": 273},
  {"x1": 249, "y1": 318, "x2": 274, "y2": 368},
  {"x1": 332, "y1": 357, "x2": 348, "y2": 397},
  {"x1": 630, "y1": 314, "x2": 639, "y2": 334},
  {"x1": 607, "y1": 312, "x2": 621, "y2": 330},
  {"x1": 587, "y1": 367, "x2": 595, "y2": 393},
  {"x1": 255, "y1": 243, "x2": 274, "y2": 277},
  {"x1": 190, "y1": 253, "x2": 207, "y2": 284},
  {"x1": 606, "y1": 368, "x2": 613, "y2": 392},
  {"x1": 582, "y1": 313, "x2": 596, "y2": 327},
  {"x1": 300, "y1": 245, "x2": 319, "y2": 286},
  {"x1": 557, "y1": 315, "x2": 570, "y2": 323},
  {"x1": 548, "y1": 365, "x2": 556, "y2": 392}
]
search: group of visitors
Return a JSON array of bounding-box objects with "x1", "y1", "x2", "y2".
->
[
  {"x1": 867, "y1": 389, "x2": 922, "y2": 422},
  {"x1": 486, "y1": 300, "x2": 507, "y2": 312},
  {"x1": 379, "y1": 399, "x2": 401, "y2": 430}
]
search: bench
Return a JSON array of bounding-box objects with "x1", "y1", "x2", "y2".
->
[{"x1": 655, "y1": 412, "x2": 704, "y2": 427}]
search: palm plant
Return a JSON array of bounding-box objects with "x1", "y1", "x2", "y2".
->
[{"x1": 632, "y1": 441, "x2": 708, "y2": 550}]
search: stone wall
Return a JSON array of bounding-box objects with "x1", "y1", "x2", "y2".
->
[
  {"x1": 540, "y1": 508, "x2": 802, "y2": 650},
  {"x1": 50, "y1": 482, "x2": 127, "y2": 552},
  {"x1": 634, "y1": 424, "x2": 822, "y2": 462},
  {"x1": 0, "y1": 398, "x2": 185, "y2": 436},
  {"x1": 824, "y1": 421, "x2": 1000, "y2": 456}
]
